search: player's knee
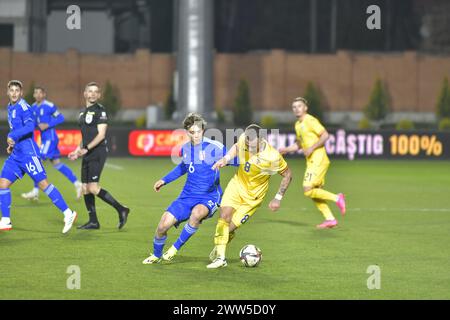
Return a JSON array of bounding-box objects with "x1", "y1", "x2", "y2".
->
[
  {"x1": 0, "y1": 178, "x2": 11, "y2": 189},
  {"x1": 219, "y1": 209, "x2": 233, "y2": 222},
  {"x1": 304, "y1": 187, "x2": 313, "y2": 198},
  {"x1": 38, "y1": 179, "x2": 49, "y2": 190},
  {"x1": 87, "y1": 184, "x2": 100, "y2": 194},
  {"x1": 190, "y1": 213, "x2": 204, "y2": 227},
  {"x1": 156, "y1": 224, "x2": 170, "y2": 237},
  {"x1": 192, "y1": 208, "x2": 208, "y2": 221},
  {"x1": 86, "y1": 185, "x2": 95, "y2": 194}
]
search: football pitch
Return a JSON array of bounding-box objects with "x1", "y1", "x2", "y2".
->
[{"x1": 0, "y1": 157, "x2": 449, "y2": 300}]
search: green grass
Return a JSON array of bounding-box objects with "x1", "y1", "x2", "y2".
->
[{"x1": 0, "y1": 158, "x2": 449, "y2": 299}]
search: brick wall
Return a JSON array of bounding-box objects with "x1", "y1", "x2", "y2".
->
[{"x1": 0, "y1": 48, "x2": 448, "y2": 113}]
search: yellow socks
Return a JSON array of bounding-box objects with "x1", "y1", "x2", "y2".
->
[
  {"x1": 304, "y1": 188, "x2": 338, "y2": 202},
  {"x1": 214, "y1": 218, "x2": 229, "y2": 258},
  {"x1": 313, "y1": 199, "x2": 335, "y2": 220}
]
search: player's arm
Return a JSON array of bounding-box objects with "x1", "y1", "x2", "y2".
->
[
  {"x1": 154, "y1": 161, "x2": 188, "y2": 192},
  {"x1": 154, "y1": 147, "x2": 189, "y2": 191},
  {"x1": 7, "y1": 110, "x2": 35, "y2": 146},
  {"x1": 212, "y1": 142, "x2": 238, "y2": 170},
  {"x1": 68, "y1": 146, "x2": 80, "y2": 161},
  {"x1": 40, "y1": 106, "x2": 64, "y2": 130},
  {"x1": 279, "y1": 141, "x2": 301, "y2": 155},
  {"x1": 303, "y1": 130, "x2": 329, "y2": 157},
  {"x1": 268, "y1": 167, "x2": 292, "y2": 212},
  {"x1": 78, "y1": 123, "x2": 107, "y2": 157}
]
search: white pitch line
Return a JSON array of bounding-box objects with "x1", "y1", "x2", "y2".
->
[{"x1": 105, "y1": 163, "x2": 124, "y2": 170}]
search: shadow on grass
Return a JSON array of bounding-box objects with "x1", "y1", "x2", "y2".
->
[
  {"x1": 142, "y1": 256, "x2": 242, "y2": 267},
  {"x1": 306, "y1": 228, "x2": 343, "y2": 239}
]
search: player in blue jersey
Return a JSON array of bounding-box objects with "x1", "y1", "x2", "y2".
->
[
  {"x1": 0, "y1": 80, "x2": 77, "y2": 233},
  {"x1": 21, "y1": 86, "x2": 82, "y2": 201},
  {"x1": 143, "y1": 113, "x2": 226, "y2": 264}
]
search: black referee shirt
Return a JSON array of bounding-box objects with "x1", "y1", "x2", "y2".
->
[{"x1": 78, "y1": 102, "x2": 108, "y2": 153}]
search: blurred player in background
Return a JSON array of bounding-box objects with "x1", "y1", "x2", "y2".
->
[
  {"x1": 143, "y1": 113, "x2": 226, "y2": 264},
  {"x1": 0, "y1": 80, "x2": 77, "y2": 233},
  {"x1": 69, "y1": 82, "x2": 129, "y2": 230},
  {"x1": 279, "y1": 97, "x2": 346, "y2": 229},
  {"x1": 21, "y1": 86, "x2": 82, "y2": 201},
  {"x1": 207, "y1": 124, "x2": 292, "y2": 269}
]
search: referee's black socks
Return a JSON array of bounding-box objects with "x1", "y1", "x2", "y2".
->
[
  {"x1": 83, "y1": 193, "x2": 98, "y2": 223},
  {"x1": 97, "y1": 188, "x2": 126, "y2": 213}
]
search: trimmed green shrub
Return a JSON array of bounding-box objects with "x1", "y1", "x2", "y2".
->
[
  {"x1": 395, "y1": 119, "x2": 415, "y2": 130},
  {"x1": 233, "y1": 79, "x2": 253, "y2": 126},
  {"x1": 364, "y1": 78, "x2": 390, "y2": 121},
  {"x1": 100, "y1": 81, "x2": 121, "y2": 119}
]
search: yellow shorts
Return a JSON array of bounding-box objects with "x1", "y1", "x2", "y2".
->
[
  {"x1": 303, "y1": 161, "x2": 330, "y2": 188},
  {"x1": 221, "y1": 178, "x2": 264, "y2": 228}
]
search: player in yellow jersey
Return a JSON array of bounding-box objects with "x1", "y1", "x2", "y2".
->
[
  {"x1": 206, "y1": 124, "x2": 293, "y2": 269},
  {"x1": 279, "y1": 97, "x2": 346, "y2": 229}
]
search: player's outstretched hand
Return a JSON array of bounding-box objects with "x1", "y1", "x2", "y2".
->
[
  {"x1": 268, "y1": 199, "x2": 281, "y2": 212},
  {"x1": 7, "y1": 137, "x2": 15, "y2": 147},
  {"x1": 154, "y1": 180, "x2": 165, "y2": 192},
  {"x1": 77, "y1": 148, "x2": 88, "y2": 157},
  {"x1": 68, "y1": 151, "x2": 78, "y2": 161},
  {"x1": 212, "y1": 158, "x2": 227, "y2": 170},
  {"x1": 278, "y1": 147, "x2": 288, "y2": 155},
  {"x1": 6, "y1": 145, "x2": 13, "y2": 154}
]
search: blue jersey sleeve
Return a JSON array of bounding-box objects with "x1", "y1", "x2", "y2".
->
[
  {"x1": 30, "y1": 104, "x2": 38, "y2": 127},
  {"x1": 161, "y1": 148, "x2": 188, "y2": 184},
  {"x1": 162, "y1": 162, "x2": 187, "y2": 184},
  {"x1": 8, "y1": 107, "x2": 35, "y2": 142},
  {"x1": 225, "y1": 144, "x2": 239, "y2": 167},
  {"x1": 47, "y1": 105, "x2": 65, "y2": 128}
]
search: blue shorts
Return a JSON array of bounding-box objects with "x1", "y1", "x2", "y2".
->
[
  {"x1": 1, "y1": 155, "x2": 47, "y2": 184},
  {"x1": 167, "y1": 195, "x2": 220, "y2": 227},
  {"x1": 39, "y1": 140, "x2": 60, "y2": 161}
]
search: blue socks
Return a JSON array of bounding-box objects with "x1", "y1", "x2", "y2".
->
[
  {"x1": 0, "y1": 188, "x2": 11, "y2": 218},
  {"x1": 152, "y1": 224, "x2": 199, "y2": 257},
  {"x1": 53, "y1": 163, "x2": 78, "y2": 184},
  {"x1": 153, "y1": 235, "x2": 167, "y2": 258},
  {"x1": 174, "y1": 223, "x2": 198, "y2": 250},
  {"x1": 44, "y1": 184, "x2": 69, "y2": 214}
]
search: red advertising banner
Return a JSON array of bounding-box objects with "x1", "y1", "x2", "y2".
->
[
  {"x1": 34, "y1": 130, "x2": 82, "y2": 156},
  {"x1": 128, "y1": 130, "x2": 189, "y2": 156}
]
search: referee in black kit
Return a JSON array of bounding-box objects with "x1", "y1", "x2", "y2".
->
[{"x1": 69, "y1": 82, "x2": 130, "y2": 230}]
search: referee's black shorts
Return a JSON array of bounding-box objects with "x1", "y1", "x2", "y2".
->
[{"x1": 81, "y1": 148, "x2": 107, "y2": 183}]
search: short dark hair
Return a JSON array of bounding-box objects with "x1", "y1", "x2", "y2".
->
[
  {"x1": 34, "y1": 86, "x2": 46, "y2": 93},
  {"x1": 183, "y1": 113, "x2": 207, "y2": 130},
  {"x1": 244, "y1": 124, "x2": 265, "y2": 141},
  {"x1": 293, "y1": 97, "x2": 308, "y2": 106},
  {"x1": 85, "y1": 82, "x2": 100, "y2": 90},
  {"x1": 7, "y1": 80, "x2": 23, "y2": 90}
]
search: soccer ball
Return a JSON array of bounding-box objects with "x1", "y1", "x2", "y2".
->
[{"x1": 239, "y1": 244, "x2": 262, "y2": 267}]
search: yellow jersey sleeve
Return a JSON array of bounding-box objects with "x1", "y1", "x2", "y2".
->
[
  {"x1": 236, "y1": 133, "x2": 247, "y2": 163},
  {"x1": 276, "y1": 153, "x2": 288, "y2": 174},
  {"x1": 237, "y1": 133, "x2": 246, "y2": 149},
  {"x1": 309, "y1": 116, "x2": 325, "y2": 136},
  {"x1": 295, "y1": 122, "x2": 302, "y2": 144}
]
